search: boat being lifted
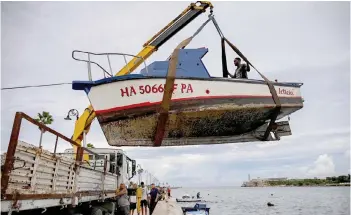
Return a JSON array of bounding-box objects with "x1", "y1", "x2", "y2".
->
[{"x1": 71, "y1": 2, "x2": 304, "y2": 147}]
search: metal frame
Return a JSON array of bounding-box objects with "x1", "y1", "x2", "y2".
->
[
  {"x1": 72, "y1": 50, "x2": 149, "y2": 81},
  {"x1": 1, "y1": 112, "x2": 118, "y2": 212}
]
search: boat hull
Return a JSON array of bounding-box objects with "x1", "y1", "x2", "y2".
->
[{"x1": 73, "y1": 76, "x2": 303, "y2": 146}]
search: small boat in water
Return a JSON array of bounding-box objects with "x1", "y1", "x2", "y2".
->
[
  {"x1": 176, "y1": 198, "x2": 203, "y2": 203},
  {"x1": 181, "y1": 203, "x2": 210, "y2": 215},
  {"x1": 176, "y1": 194, "x2": 203, "y2": 203},
  {"x1": 72, "y1": 48, "x2": 303, "y2": 147}
]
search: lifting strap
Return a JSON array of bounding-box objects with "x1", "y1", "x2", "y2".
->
[
  {"x1": 153, "y1": 38, "x2": 192, "y2": 147},
  {"x1": 210, "y1": 16, "x2": 281, "y2": 140},
  {"x1": 154, "y1": 15, "x2": 214, "y2": 147},
  {"x1": 222, "y1": 37, "x2": 282, "y2": 140},
  {"x1": 221, "y1": 37, "x2": 229, "y2": 78},
  {"x1": 154, "y1": 14, "x2": 281, "y2": 146}
]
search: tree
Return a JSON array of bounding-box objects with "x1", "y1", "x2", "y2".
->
[
  {"x1": 35, "y1": 111, "x2": 54, "y2": 125},
  {"x1": 87, "y1": 143, "x2": 95, "y2": 148},
  {"x1": 34, "y1": 111, "x2": 54, "y2": 148}
]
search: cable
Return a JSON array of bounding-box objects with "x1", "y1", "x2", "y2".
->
[{"x1": 1, "y1": 82, "x2": 71, "y2": 90}]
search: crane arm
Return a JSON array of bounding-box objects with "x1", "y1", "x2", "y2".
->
[
  {"x1": 115, "y1": 1, "x2": 213, "y2": 76},
  {"x1": 72, "y1": 1, "x2": 213, "y2": 148}
]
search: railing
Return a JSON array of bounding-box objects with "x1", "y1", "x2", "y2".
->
[
  {"x1": 0, "y1": 112, "x2": 115, "y2": 200},
  {"x1": 72, "y1": 50, "x2": 149, "y2": 81}
]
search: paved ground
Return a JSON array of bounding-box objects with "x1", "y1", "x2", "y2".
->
[{"x1": 152, "y1": 198, "x2": 183, "y2": 215}]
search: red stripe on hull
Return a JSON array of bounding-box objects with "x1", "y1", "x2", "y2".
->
[{"x1": 94, "y1": 95, "x2": 302, "y2": 115}]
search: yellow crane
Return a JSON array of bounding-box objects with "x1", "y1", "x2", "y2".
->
[{"x1": 71, "y1": 1, "x2": 214, "y2": 151}]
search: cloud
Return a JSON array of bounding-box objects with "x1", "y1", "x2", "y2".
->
[
  {"x1": 306, "y1": 154, "x2": 336, "y2": 177},
  {"x1": 1, "y1": 1, "x2": 350, "y2": 186}
]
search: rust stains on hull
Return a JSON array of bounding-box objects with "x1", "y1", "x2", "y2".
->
[{"x1": 99, "y1": 102, "x2": 302, "y2": 147}]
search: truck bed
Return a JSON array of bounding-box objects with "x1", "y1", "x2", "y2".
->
[{"x1": 1, "y1": 112, "x2": 118, "y2": 213}]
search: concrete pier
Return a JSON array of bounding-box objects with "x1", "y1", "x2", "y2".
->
[{"x1": 152, "y1": 198, "x2": 183, "y2": 215}]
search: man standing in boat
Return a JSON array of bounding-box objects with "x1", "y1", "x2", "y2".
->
[{"x1": 230, "y1": 57, "x2": 250, "y2": 79}]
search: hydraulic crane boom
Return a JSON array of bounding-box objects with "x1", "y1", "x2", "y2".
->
[
  {"x1": 116, "y1": 1, "x2": 213, "y2": 76},
  {"x1": 72, "y1": 1, "x2": 214, "y2": 149}
]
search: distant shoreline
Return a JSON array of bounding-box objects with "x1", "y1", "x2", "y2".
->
[
  {"x1": 241, "y1": 175, "x2": 350, "y2": 187},
  {"x1": 242, "y1": 184, "x2": 350, "y2": 188}
]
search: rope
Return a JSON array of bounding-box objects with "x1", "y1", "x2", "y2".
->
[{"x1": 1, "y1": 82, "x2": 71, "y2": 90}]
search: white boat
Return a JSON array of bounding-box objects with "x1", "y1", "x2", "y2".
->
[
  {"x1": 72, "y1": 48, "x2": 303, "y2": 147},
  {"x1": 176, "y1": 194, "x2": 203, "y2": 203},
  {"x1": 177, "y1": 198, "x2": 203, "y2": 203}
]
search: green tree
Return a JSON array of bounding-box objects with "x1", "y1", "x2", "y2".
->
[
  {"x1": 35, "y1": 111, "x2": 54, "y2": 125},
  {"x1": 34, "y1": 111, "x2": 54, "y2": 148},
  {"x1": 87, "y1": 143, "x2": 95, "y2": 148}
]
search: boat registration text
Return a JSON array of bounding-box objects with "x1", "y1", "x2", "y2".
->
[{"x1": 120, "y1": 83, "x2": 194, "y2": 97}]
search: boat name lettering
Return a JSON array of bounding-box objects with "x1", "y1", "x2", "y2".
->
[
  {"x1": 120, "y1": 83, "x2": 193, "y2": 97},
  {"x1": 278, "y1": 88, "x2": 294, "y2": 96}
]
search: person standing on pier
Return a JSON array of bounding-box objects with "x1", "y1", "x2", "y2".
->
[
  {"x1": 167, "y1": 186, "x2": 171, "y2": 198},
  {"x1": 149, "y1": 183, "x2": 160, "y2": 215},
  {"x1": 136, "y1": 184, "x2": 143, "y2": 215},
  {"x1": 140, "y1": 182, "x2": 149, "y2": 215},
  {"x1": 116, "y1": 183, "x2": 130, "y2": 215},
  {"x1": 129, "y1": 183, "x2": 137, "y2": 215}
]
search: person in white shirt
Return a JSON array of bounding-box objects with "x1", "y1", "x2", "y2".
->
[
  {"x1": 129, "y1": 183, "x2": 137, "y2": 215},
  {"x1": 140, "y1": 182, "x2": 149, "y2": 215}
]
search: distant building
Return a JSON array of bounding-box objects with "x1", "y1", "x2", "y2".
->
[{"x1": 241, "y1": 177, "x2": 288, "y2": 187}]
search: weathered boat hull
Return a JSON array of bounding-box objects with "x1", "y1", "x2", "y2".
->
[{"x1": 73, "y1": 75, "x2": 303, "y2": 146}]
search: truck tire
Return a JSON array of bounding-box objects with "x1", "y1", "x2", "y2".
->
[{"x1": 91, "y1": 208, "x2": 103, "y2": 215}]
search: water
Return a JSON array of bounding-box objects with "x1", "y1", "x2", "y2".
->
[{"x1": 171, "y1": 187, "x2": 350, "y2": 215}]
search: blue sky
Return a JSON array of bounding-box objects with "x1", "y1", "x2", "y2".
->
[{"x1": 1, "y1": 1, "x2": 350, "y2": 186}]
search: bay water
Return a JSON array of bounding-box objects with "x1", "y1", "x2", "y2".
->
[{"x1": 172, "y1": 186, "x2": 350, "y2": 215}]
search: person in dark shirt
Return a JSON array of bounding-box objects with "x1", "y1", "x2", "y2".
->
[
  {"x1": 229, "y1": 57, "x2": 250, "y2": 79},
  {"x1": 149, "y1": 183, "x2": 160, "y2": 215},
  {"x1": 167, "y1": 187, "x2": 171, "y2": 198}
]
